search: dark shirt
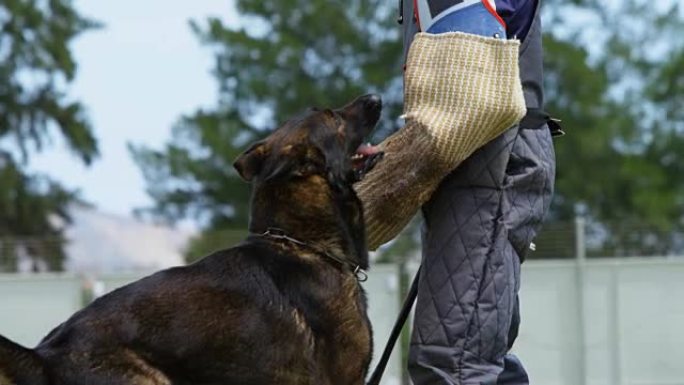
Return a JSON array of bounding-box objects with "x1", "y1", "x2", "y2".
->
[{"x1": 494, "y1": 0, "x2": 537, "y2": 40}]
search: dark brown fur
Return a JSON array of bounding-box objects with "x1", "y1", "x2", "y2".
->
[{"x1": 0, "y1": 95, "x2": 382, "y2": 385}]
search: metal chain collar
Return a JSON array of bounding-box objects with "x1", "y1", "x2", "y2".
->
[{"x1": 254, "y1": 227, "x2": 368, "y2": 282}]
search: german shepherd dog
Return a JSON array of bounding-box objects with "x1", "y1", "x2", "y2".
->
[{"x1": 0, "y1": 94, "x2": 384, "y2": 385}]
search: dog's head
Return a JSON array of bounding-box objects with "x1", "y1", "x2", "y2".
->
[
  {"x1": 234, "y1": 94, "x2": 382, "y2": 185},
  {"x1": 234, "y1": 94, "x2": 383, "y2": 268}
]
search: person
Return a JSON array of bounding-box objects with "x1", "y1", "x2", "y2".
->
[
  {"x1": 408, "y1": 1, "x2": 555, "y2": 383},
  {"x1": 355, "y1": 0, "x2": 557, "y2": 383}
]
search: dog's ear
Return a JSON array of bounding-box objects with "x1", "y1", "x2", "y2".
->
[
  {"x1": 234, "y1": 140, "x2": 268, "y2": 181},
  {"x1": 260, "y1": 144, "x2": 323, "y2": 182}
]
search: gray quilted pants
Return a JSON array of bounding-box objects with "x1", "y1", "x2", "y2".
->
[
  {"x1": 409, "y1": 124, "x2": 555, "y2": 384},
  {"x1": 402, "y1": 0, "x2": 555, "y2": 382}
]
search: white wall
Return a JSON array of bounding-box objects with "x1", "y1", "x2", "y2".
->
[
  {"x1": 514, "y1": 258, "x2": 684, "y2": 385},
  {"x1": 2, "y1": 258, "x2": 684, "y2": 385},
  {"x1": 0, "y1": 274, "x2": 83, "y2": 346}
]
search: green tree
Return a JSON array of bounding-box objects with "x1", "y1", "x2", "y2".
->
[
  {"x1": 0, "y1": 0, "x2": 99, "y2": 271},
  {"x1": 131, "y1": 0, "x2": 404, "y2": 261},
  {"x1": 534, "y1": 0, "x2": 684, "y2": 257},
  {"x1": 136, "y1": 0, "x2": 684, "y2": 260}
]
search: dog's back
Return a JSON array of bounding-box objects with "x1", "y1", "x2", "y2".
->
[{"x1": 1, "y1": 243, "x2": 370, "y2": 385}]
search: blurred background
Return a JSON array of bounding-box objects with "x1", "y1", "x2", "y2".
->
[{"x1": 1, "y1": 0, "x2": 684, "y2": 384}]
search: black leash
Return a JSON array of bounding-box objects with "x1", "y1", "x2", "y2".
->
[{"x1": 366, "y1": 265, "x2": 421, "y2": 385}]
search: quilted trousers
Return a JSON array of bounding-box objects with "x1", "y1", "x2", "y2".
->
[
  {"x1": 402, "y1": 0, "x2": 556, "y2": 384},
  {"x1": 409, "y1": 123, "x2": 555, "y2": 384}
]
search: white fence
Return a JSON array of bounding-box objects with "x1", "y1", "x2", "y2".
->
[
  {"x1": 2, "y1": 258, "x2": 684, "y2": 384},
  {"x1": 514, "y1": 258, "x2": 684, "y2": 385}
]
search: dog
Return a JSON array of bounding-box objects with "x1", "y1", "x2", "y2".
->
[{"x1": 0, "y1": 94, "x2": 384, "y2": 385}]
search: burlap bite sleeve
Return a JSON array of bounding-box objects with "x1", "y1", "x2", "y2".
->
[{"x1": 354, "y1": 32, "x2": 526, "y2": 250}]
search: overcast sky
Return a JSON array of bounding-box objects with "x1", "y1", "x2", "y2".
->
[{"x1": 27, "y1": 1, "x2": 237, "y2": 219}]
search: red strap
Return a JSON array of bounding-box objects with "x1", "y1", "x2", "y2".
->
[{"x1": 413, "y1": 0, "x2": 422, "y2": 30}]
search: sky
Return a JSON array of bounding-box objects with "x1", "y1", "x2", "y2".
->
[{"x1": 28, "y1": 0, "x2": 237, "y2": 219}]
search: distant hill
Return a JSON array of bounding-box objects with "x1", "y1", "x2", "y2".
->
[{"x1": 60, "y1": 206, "x2": 194, "y2": 273}]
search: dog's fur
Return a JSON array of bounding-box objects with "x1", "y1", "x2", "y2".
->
[{"x1": 0, "y1": 95, "x2": 383, "y2": 385}]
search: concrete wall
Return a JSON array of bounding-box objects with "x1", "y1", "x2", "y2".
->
[
  {"x1": 0, "y1": 274, "x2": 83, "y2": 346},
  {"x1": 514, "y1": 258, "x2": 684, "y2": 385},
  {"x1": 2, "y1": 258, "x2": 684, "y2": 384}
]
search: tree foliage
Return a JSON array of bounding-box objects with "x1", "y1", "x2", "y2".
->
[
  {"x1": 136, "y1": 0, "x2": 684, "y2": 259},
  {"x1": 0, "y1": 0, "x2": 99, "y2": 271},
  {"x1": 536, "y1": 0, "x2": 684, "y2": 257}
]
